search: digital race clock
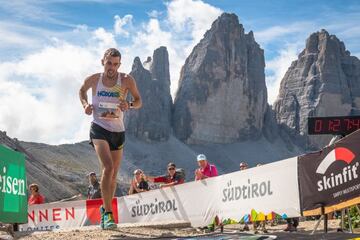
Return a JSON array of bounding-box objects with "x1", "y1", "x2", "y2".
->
[{"x1": 308, "y1": 116, "x2": 360, "y2": 135}]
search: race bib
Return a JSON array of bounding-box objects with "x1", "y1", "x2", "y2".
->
[{"x1": 97, "y1": 102, "x2": 120, "y2": 119}]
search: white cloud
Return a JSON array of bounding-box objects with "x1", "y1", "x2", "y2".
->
[
  {"x1": 147, "y1": 10, "x2": 161, "y2": 18},
  {"x1": 114, "y1": 14, "x2": 133, "y2": 37},
  {"x1": 255, "y1": 22, "x2": 316, "y2": 46},
  {"x1": 166, "y1": 0, "x2": 222, "y2": 44},
  {"x1": 266, "y1": 43, "x2": 303, "y2": 104},
  {"x1": 92, "y1": 27, "x2": 118, "y2": 50},
  {"x1": 0, "y1": 29, "x2": 113, "y2": 144},
  {"x1": 0, "y1": 21, "x2": 51, "y2": 50}
]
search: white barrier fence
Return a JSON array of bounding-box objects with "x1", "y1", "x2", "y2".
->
[{"x1": 19, "y1": 156, "x2": 300, "y2": 231}]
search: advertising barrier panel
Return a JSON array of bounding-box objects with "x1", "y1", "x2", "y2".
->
[
  {"x1": 19, "y1": 157, "x2": 301, "y2": 230},
  {"x1": 19, "y1": 198, "x2": 119, "y2": 231},
  {"x1": 118, "y1": 156, "x2": 301, "y2": 227},
  {"x1": 299, "y1": 130, "x2": 360, "y2": 216},
  {"x1": 0, "y1": 145, "x2": 27, "y2": 223}
]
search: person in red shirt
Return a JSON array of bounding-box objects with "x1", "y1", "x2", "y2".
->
[
  {"x1": 28, "y1": 183, "x2": 45, "y2": 205},
  {"x1": 195, "y1": 154, "x2": 218, "y2": 180},
  {"x1": 146, "y1": 163, "x2": 184, "y2": 188}
]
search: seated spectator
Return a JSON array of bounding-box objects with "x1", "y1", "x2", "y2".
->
[
  {"x1": 128, "y1": 169, "x2": 150, "y2": 195},
  {"x1": 87, "y1": 172, "x2": 102, "y2": 199},
  {"x1": 195, "y1": 154, "x2": 218, "y2": 181},
  {"x1": 146, "y1": 163, "x2": 184, "y2": 188},
  {"x1": 28, "y1": 183, "x2": 45, "y2": 205},
  {"x1": 239, "y1": 162, "x2": 248, "y2": 170}
]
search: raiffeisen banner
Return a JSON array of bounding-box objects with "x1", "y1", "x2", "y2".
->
[
  {"x1": 299, "y1": 129, "x2": 360, "y2": 216},
  {"x1": 19, "y1": 198, "x2": 119, "y2": 231},
  {"x1": 0, "y1": 144, "x2": 27, "y2": 223}
]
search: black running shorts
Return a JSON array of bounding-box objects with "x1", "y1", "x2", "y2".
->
[{"x1": 89, "y1": 122, "x2": 125, "y2": 151}]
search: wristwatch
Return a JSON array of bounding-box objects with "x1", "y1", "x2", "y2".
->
[{"x1": 128, "y1": 101, "x2": 134, "y2": 109}]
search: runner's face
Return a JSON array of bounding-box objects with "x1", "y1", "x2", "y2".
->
[{"x1": 103, "y1": 56, "x2": 121, "y2": 78}]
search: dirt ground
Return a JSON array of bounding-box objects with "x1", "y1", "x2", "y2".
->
[{"x1": 5, "y1": 219, "x2": 360, "y2": 240}]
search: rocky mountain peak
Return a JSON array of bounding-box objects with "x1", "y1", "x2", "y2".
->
[
  {"x1": 151, "y1": 46, "x2": 170, "y2": 89},
  {"x1": 173, "y1": 12, "x2": 268, "y2": 144},
  {"x1": 132, "y1": 56, "x2": 145, "y2": 71},
  {"x1": 274, "y1": 29, "x2": 360, "y2": 148},
  {"x1": 210, "y1": 13, "x2": 243, "y2": 32},
  {"x1": 125, "y1": 46, "x2": 172, "y2": 142}
]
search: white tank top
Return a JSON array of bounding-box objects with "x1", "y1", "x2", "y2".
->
[{"x1": 92, "y1": 73, "x2": 125, "y2": 132}]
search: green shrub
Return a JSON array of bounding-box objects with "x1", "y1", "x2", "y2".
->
[{"x1": 343, "y1": 206, "x2": 360, "y2": 229}]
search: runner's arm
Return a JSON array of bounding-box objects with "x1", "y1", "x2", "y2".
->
[
  {"x1": 79, "y1": 75, "x2": 96, "y2": 108},
  {"x1": 126, "y1": 75, "x2": 142, "y2": 109}
]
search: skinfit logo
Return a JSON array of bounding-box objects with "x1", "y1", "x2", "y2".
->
[{"x1": 316, "y1": 147, "x2": 359, "y2": 192}]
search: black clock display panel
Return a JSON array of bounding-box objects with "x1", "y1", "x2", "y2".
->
[{"x1": 308, "y1": 116, "x2": 360, "y2": 135}]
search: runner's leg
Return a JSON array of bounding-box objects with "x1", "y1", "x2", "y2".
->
[
  {"x1": 110, "y1": 149, "x2": 123, "y2": 198},
  {"x1": 93, "y1": 139, "x2": 114, "y2": 212}
]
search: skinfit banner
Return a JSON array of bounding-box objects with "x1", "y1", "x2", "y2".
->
[
  {"x1": 299, "y1": 130, "x2": 360, "y2": 215},
  {"x1": 0, "y1": 144, "x2": 27, "y2": 223}
]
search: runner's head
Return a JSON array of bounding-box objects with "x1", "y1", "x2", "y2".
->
[
  {"x1": 102, "y1": 48, "x2": 121, "y2": 79},
  {"x1": 167, "y1": 162, "x2": 176, "y2": 177},
  {"x1": 197, "y1": 154, "x2": 208, "y2": 168}
]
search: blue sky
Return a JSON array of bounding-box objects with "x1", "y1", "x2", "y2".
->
[{"x1": 0, "y1": 0, "x2": 359, "y2": 144}]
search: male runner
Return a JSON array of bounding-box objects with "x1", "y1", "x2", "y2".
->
[{"x1": 79, "y1": 48, "x2": 142, "y2": 229}]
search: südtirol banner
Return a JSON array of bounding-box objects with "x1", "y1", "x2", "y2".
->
[
  {"x1": 299, "y1": 130, "x2": 360, "y2": 216},
  {"x1": 118, "y1": 156, "x2": 300, "y2": 227},
  {"x1": 0, "y1": 144, "x2": 27, "y2": 223}
]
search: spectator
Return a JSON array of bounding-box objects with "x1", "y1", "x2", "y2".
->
[
  {"x1": 87, "y1": 172, "x2": 102, "y2": 199},
  {"x1": 28, "y1": 183, "x2": 45, "y2": 205},
  {"x1": 239, "y1": 162, "x2": 248, "y2": 170},
  {"x1": 195, "y1": 154, "x2": 218, "y2": 181},
  {"x1": 128, "y1": 169, "x2": 150, "y2": 194},
  {"x1": 146, "y1": 163, "x2": 184, "y2": 188}
]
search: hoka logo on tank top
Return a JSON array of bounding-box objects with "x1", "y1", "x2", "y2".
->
[{"x1": 97, "y1": 90, "x2": 120, "y2": 98}]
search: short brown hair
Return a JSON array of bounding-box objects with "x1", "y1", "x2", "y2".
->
[
  {"x1": 103, "y1": 48, "x2": 121, "y2": 60},
  {"x1": 29, "y1": 183, "x2": 39, "y2": 192}
]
